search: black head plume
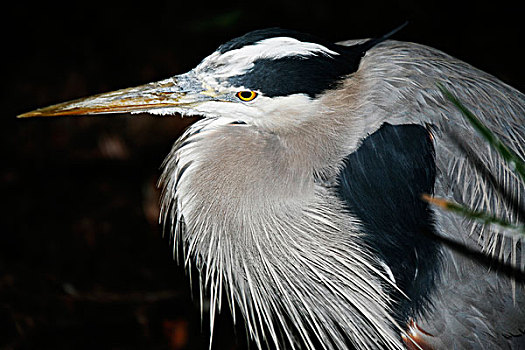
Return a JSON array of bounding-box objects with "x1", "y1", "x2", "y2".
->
[{"x1": 354, "y1": 21, "x2": 409, "y2": 54}]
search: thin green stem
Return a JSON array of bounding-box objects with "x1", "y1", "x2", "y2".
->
[
  {"x1": 438, "y1": 83, "x2": 525, "y2": 183},
  {"x1": 422, "y1": 194, "x2": 525, "y2": 237}
]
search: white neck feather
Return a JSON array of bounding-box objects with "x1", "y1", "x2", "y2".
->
[{"x1": 159, "y1": 117, "x2": 405, "y2": 350}]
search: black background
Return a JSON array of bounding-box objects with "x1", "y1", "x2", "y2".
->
[{"x1": 3, "y1": 1, "x2": 524, "y2": 349}]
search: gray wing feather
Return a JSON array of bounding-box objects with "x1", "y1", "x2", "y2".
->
[
  {"x1": 345, "y1": 40, "x2": 525, "y2": 348},
  {"x1": 357, "y1": 40, "x2": 525, "y2": 262}
]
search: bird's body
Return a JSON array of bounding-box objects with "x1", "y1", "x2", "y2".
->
[{"x1": 20, "y1": 29, "x2": 525, "y2": 349}]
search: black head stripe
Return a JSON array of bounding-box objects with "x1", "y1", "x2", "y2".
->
[
  {"x1": 221, "y1": 26, "x2": 406, "y2": 98},
  {"x1": 228, "y1": 52, "x2": 362, "y2": 98}
]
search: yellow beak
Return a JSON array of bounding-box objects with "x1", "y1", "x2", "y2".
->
[{"x1": 18, "y1": 75, "x2": 211, "y2": 118}]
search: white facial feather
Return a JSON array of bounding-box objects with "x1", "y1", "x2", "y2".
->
[{"x1": 196, "y1": 37, "x2": 339, "y2": 81}]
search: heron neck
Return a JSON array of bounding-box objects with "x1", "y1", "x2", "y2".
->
[{"x1": 159, "y1": 117, "x2": 403, "y2": 350}]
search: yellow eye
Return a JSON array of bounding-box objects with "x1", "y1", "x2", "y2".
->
[{"x1": 236, "y1": 91, "x2": 258, "y2": 102}]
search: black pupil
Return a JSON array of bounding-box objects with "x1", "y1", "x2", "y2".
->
[{"x1": 240, "y1": 91, "x2": 252, "y2": 99}]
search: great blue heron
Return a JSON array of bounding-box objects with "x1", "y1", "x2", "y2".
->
[{"x1": 19, "y1": 27, "x2": 525, "y2": 349}]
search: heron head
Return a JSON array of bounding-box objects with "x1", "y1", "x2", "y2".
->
[{"x1": 18, "y1": 28, "x2": 393, "y2": 130}]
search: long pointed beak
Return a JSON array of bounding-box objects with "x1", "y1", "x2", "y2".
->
[{"x1": 18, "y1": 75, "x2": 209, "y2": 118}]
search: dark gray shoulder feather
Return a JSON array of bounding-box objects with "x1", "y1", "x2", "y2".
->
[{"x1": 335, "y1": 123, "x2": 440, "y2": 323}]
